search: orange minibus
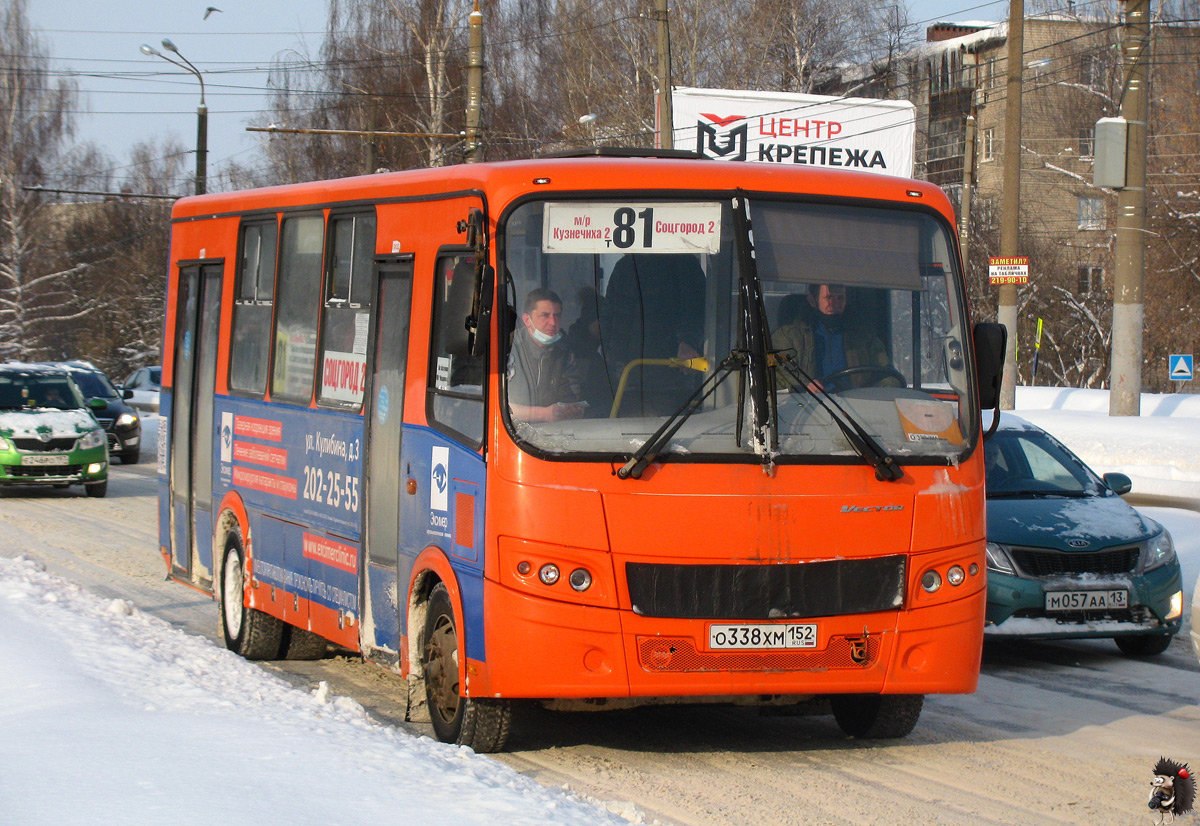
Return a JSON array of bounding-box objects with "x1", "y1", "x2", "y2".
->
[{"x1": 160, "y1": 150, "x2": 1005, "y2": 751}]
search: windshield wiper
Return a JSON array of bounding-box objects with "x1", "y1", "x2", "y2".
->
[
  {"x1": 772, "y1": 351, "x2": 903, "y2": 482},
  {"x1": 617, "y1": 352, "x2": 743, "y2": 480}
]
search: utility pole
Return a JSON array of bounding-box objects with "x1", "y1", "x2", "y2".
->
[
  {"x1": 655, "y1": 0, "x2": 673, "y2": 149},
  {"x1": 960, "y1": 51, "x2": 979, "y2": 270},
  {"x1": 464, "y1": 0, "x2": 484, "y2": 163},
  {"x1": 961, "y1": 113, "x2": 976, "y2": 267},
  {"x1": 1109, "y1": 0, "x2": 1150, "y2": 415},
  {"x1": 997, "y1": 0, "x2": 1025, "y2": 409}
]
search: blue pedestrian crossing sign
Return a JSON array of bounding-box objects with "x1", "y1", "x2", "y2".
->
[{"x1": 1169, "y1": 354, "x2": 1193, "y2": 382}]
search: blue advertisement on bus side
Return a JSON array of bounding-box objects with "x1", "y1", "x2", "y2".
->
[{"x1": 213, "y1": 397, "x2": 365, "y2": 539}]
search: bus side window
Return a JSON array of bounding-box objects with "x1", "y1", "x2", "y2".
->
[
  {"x1": 317, "y1": 211, "x2": 376, "y2": 409},
  {"x1": 427, "y1": 253, "x2": 485, "y2": 448},
  {"x1": 229, "y1": 219, "x2": 278, "y2": 396},
  {"x1": 271, "y1": 214, "x2": 325, "y2": 403}
]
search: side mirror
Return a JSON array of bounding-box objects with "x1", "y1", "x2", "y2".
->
[
  {"x1": 1103, "y1": 472, "x2": 1132, "y2": 496},
  {"x1": 88, "y1": 397, "x2": 106, "y2": 410},
  {"x1": 973, "y1": 322, "x2": 1007, "y2": 411},
  {"x1": 122, "y1": 388, "x2": 134, "y2": 400}
]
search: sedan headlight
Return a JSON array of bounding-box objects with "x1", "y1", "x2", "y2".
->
[
  {"x1": 985, "y1": 541, "x2": 1016, "y2": 575},
  {"x1": 0, "y1": 434, "x2": 11, "y2": 451},
  {"x1": 115, "y1": 412, "x2": 138, "y2": 427},
  {"x1": 1140, "y1": 530, "x2": 1176, "y2": 572},
  {"x1": 78, "y1": 428, "x2": 105, "y2": 450}
]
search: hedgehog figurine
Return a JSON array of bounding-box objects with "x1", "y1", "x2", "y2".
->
[{"x1": 1149, "y1": 757, "x2": 1195, "y2": 825}]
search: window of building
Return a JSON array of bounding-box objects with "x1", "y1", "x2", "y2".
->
[
  {"x1": 928, "y1": 116, "x2": 962, "y2": 162},
  {"x1": 318, "y1": 211, "x2": 377, "y2": 409},
  {"x1": 229, "y1": 219, "x2": 278, "y2": 395},
  {"x1": 1078, "y1": 196, "x2": 1106, "y2": 230},
  {"x1": 1078, "y1": 127, "x2": 1095, "y2": 158},
  {"x1": 981, "y1": 128, "x2": 996, "y2": 162},
  {"x1": 271, "y1": 214, "x2": 325, "y2": 403},
  {"x1": 1077, "y1": 265, "x2": 1104, "y2": 293},
  {"x1": 427, "y1": 252, "x2": 485, "y2": 448}
]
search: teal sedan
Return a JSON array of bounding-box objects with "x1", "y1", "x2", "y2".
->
[{"x1": 984, "y1": 414, "x2": 1183, "y2": 656}]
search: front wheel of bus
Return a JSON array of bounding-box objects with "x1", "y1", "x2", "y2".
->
[
  {"x1": 831, "y1": 694, "x2": 923, "y2": 739},
  {"x1": 219, "y1": 528, "x2": 283, "y2": 660},
  {"x1": 422, "y1": 583, "x2": 512, "y2": 752}
]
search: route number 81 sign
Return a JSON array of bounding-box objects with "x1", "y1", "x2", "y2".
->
[{"x1": 542, "y1": 201, "x2": 723, "y2": 255}]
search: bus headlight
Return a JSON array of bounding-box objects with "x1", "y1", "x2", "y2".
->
[
  {"x1": 921, "y1": 570, "x2": 942, "y2": 593},
  {"x1": 78, "y1": 429, "x2": 105, "y2": 450},
  {"x1": 538, "y1": 564, "x2": 560, "y2": 585},
  {"x1": 569, "y1": 568, "x2": 593, "y2": 592}
]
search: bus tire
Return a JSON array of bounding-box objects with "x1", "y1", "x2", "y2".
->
[
  {"x1": 219, "y1": 527, "x2": 283, "y2": 660},
  {"x1": 422, "y1": 583, "x2": 512, "y2": 752},
  {"x1": 831, "y1": 694, "x2": 923, "y2": 739},
  {"x1": 282, "y1": 625, "x2": 329, "y2": 660}
]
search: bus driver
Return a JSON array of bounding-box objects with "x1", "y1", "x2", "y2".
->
[
  {"x1": 773, "y1": 283, "x2": 890, "y2": 391},
  {"x1": 507, "y1": 288, "x2": 587, "y2": 423}
]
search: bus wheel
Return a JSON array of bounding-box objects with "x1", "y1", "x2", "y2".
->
[
  {"x1": 281, "y1": 625, "x2": 329, "y2": 660},
  {"x1": 219, "y1": 528, "x2": 283, "y2": 660},
  {"x1": 422, "y1": 583, "x2": 512, "y2": 752},
  {"x1": 831, "y1": 694, "x2": 923, "y2": 739}
]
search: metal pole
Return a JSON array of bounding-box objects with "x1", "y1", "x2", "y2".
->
[
  {"x1": 464, "y1": 0, "x2": 484, "y2": 163},
  {"x1": 997, "y1": 0, "x2": 1024, "y2": 409},
  {"x1": 655, "y1": 0, "x2": 673, "y2": 149},
  {"x1": 1109, "y1": 0, "x2": 1150, "y2": 415},
  {"x1": 195, "y1": 103, "x2": 207, "y2": 195},
  {"x1": 961, "y1": 113, "x2": 976, "y2": 270}
]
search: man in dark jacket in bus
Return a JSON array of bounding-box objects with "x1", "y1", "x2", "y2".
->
[
  {"x1": 773, "y1": 283, "x2": 890, "y2": 391},
  {"x1": 507, "y1": 288, "x2": 587, "y2": 423}
]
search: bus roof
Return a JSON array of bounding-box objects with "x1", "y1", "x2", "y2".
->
[{"x1": 171, "y1": 156, "x2": 954, "y2": 224}]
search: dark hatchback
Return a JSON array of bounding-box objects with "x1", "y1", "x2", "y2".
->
[
  {"x1": 983, "y1": 414, "x2": 1183, "y2": 655},
  {"x1": 42, "y1": 361, "x2": 142, "y2": 464}
]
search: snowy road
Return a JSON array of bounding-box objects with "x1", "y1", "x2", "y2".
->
[{"x1": 2, "y1": 454, "x2": 1197, "y2": 826}]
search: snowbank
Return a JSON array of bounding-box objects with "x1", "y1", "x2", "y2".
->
[{"x1": 0, "y1": 555, "x2": 632, "y2": 826}]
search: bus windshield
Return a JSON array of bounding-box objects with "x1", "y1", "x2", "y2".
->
[{"x1": 501, "y1": 196, "x2": 975, "y2": 464}]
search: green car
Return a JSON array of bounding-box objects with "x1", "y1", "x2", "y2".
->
[
  {"x1": 0, "y1": 364, "x2": 109, "y2": 497},
  {"x1": 984, "y1": 414, "x2": 1182, "y2": 656}
]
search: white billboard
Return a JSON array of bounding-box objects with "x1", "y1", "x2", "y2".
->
[{"x1": 672, "y1": 87, "x2": 915, "y2": 178}]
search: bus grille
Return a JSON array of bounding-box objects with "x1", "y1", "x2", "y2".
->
[
  {"x1": 1011, "y1": 547, "x2": 1138, "y2": 577},
  {"x1": 625, "y1": 557, "x2": 906, "y2": 620},
  {"x1": 637, "y1": 634, "x2": 881, "y2": 672}
]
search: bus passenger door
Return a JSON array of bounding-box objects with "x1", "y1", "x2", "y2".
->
[
  {"x1": 169, "y1": 263, "x2": 223, "y2": 587},
  {"x1": 362, "y1": 257, "x2": 414, "y2": 660}
]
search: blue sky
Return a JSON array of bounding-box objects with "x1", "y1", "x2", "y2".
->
[{"x1": 27, "y1": 0, "x2": 1010, "y2": 189}]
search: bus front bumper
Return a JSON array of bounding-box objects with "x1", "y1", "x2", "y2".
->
[{"x1": 471, "y1": 580, "x2": 982, "y2": 700}]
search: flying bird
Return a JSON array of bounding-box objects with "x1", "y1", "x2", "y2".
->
[{"x1": 204, "y1": 7, "x2": 222, "y2": 20}]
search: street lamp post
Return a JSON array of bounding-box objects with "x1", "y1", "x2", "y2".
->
[{"x1": 140, "y1": 39, "x2": 207, "y2": 195}]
